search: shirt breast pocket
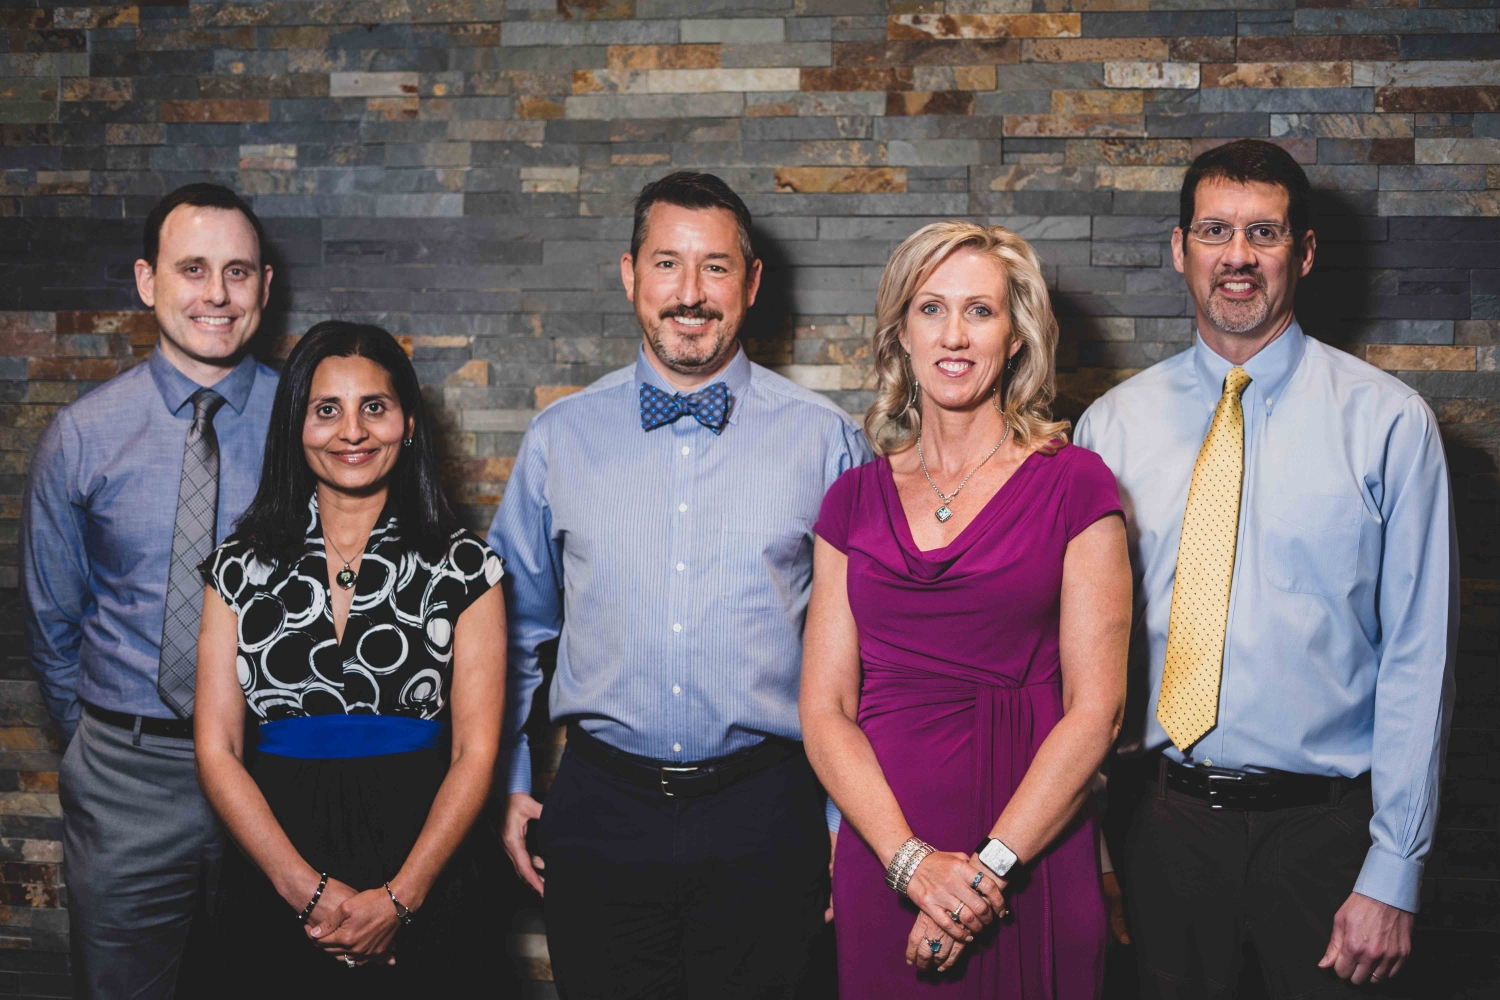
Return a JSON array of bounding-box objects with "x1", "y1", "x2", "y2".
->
[
  {"x1": 1260, "y1": 492, "x2": 1363, "y2": 598},
  {"x1": 719, "y1": 527, "x2": 811, "y2": 614}
]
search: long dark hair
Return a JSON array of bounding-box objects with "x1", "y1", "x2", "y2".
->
[{"x1": 234, "y1": 320, "x2": 459, "y2": 563}]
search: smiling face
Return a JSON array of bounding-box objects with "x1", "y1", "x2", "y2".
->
[
  {"x1": 899, "y1": 248, "x2": 1020, "y2": 414},
  {"x1": 1172, "y1": 177, "x2": 1315, "y2": 348},
  {"x1": 134, "y1": 204, "x2": 271, "y2": 383},
  {"x1": 621, "y1": 202, "x2": 762, "y2": 390},
  {"x1": 301, "y1": 354, "x2": 414, "y2": 498}
]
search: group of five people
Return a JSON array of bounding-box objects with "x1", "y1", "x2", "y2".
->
[{"x1": 21, "y1": 138, "x2": 1454, "y2": 999}]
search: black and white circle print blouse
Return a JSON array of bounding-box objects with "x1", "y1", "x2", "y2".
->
[{"x1": 200, "y1": 496, "x2": 505, "y2": 723}]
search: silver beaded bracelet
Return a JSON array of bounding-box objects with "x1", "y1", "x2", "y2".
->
[{"x1": 885, "y1": 837, "x2": 936, "y2": 896}]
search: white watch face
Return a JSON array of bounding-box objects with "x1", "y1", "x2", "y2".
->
[{"x1": 980, "y1": 839, "x2": 1017, "y2": 876}]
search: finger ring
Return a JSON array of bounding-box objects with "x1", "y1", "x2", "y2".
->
[
  {"x1": 926, "y1": 937, "x2": 942, "y2": 955},
  {"x1": 950, "y1": 904, "x2": 964, "y2": 922},
  {"x1": 342, "y1": 955, "x2": 356, "y2": 969},
  {"x1": 971, "y1": 872, "x2": 984, "y2": 891}
]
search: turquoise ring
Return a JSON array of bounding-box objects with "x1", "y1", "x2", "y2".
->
[
  {"x1": 971, "y1": 872, "x2": 984, "y2": 891},
  {"x1": 926, "y1": 938, "x2": 942, "y2": 955}
]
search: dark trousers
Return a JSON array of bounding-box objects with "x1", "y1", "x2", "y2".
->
[
  {"x1": 1118, "y1": 758, "x2": 1374, "y2": 1000},
  {"x1": 537, "y1": 742, "x2": 832, "y2": 1000}
]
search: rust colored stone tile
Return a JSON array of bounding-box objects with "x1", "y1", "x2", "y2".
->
[
  {"x1": 1023, "y1": 38, "x2": 1167, "y2": 62},
  {"x1": 447, "y1": 22, "x2": 503, "y2": 47},
  {"x1": 607, "y1": 44, "x2": 718, "y2": 72},
  {"x1": 1167, "y1": 37, "x2": 1236, "y2": 63},
  {"x1": 27, "y1": 358, "x2": 122, "y2": 381},
  {"x1": 200, "y1": 74, "x2": 328, "y2": 100},
  {"x1": 369, "y1": 96, "x2": 419, "y2": 121},
  {"x1": 834, "y1": 40, "x2": 1018, "y2": 68},
  {"x1": 35, "y1": 171, "x2": 88, "y2": 196},
  {"x1": 746, "y1": 101, "x2": 797, "y2": 118},
  {"x1": 888, "y1": 13, "x2": 1081, "y2": 40},
  {"x1": 1237, "y1": 35, "x2": 1398, "y2": 63},
  {"x1": 53, "y1": 6, "x2": 135, "y2": 29},
  {"x1": 1366, "y1": 346, "x2": 1476, "y2": 373},
  {"x1": 1053, "y1": 89, "x2": 1142, "y2": 115},
  {"x1": 536, "y1": 385, "x2": 584, "y2": 408},
  {"x1": 445, "y1": 360, "x2": 488, "y2": 387},
  {"x1": 612, "y1": 151, "x2": 670, "y2": 165},
  {"x1": 16, "y1": 773, "x2": 54, "y2": 794},
  {"x1": 264, "y1": 26, "x2": 329, "y2": 49},
  {"x1": 56, "y1": 311, "x2": 156, "y2": 336},
  {"x1": 0, "y1": 10, "x2": 51, "y2": 29},
  {"x1": 1004, "y1": 114, "x2": 1145, "y2": 138},
  {"x1": 774, "y1": 167, "x2": 907, "y2": 194},
  {"x1": 136, "y1": 26, "x2": 256, "y2": 50},
  {"x1": 60, "y1": 78, "x2": 131, "y2": 102},
  {"x1": 159, "y1": 100, "x2": 271, "y2": 123},
  {"x1": 1192, "y1": 136, "x2": 1317, "y2": 164},
  {"x1": 0, "y1": 333, "x2": 57, "y2": 356},
  {"x1": 802, "y1": 67, "x2": 913, "y2": 92},
  {"x1": 1202, "y1": 62, "x2": 1351, "y2": 90},
  {"x1": 887, "y1": 90, "x2": 975, "y2": 116},
  {"x1": 559, "y1": 0, "x2": 633, "y2": 18},
  {"x1": 517, "y1": 96, "x2": 566, "y2": 119},
  {"x1": 1377, "y1": 87, "x2": 1500, "y2": 114},
  {"x1": 1066, "y1": 138, "x2": 1192, "y2": 166}
]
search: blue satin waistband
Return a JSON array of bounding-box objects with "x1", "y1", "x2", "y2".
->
[{"x1": 256, "y1": 715, "x2": 446, "y2": 759}]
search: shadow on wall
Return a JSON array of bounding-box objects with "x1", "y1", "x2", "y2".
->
[{"x1": 743, "y1": 223, "x2": 797, "y2": 369}]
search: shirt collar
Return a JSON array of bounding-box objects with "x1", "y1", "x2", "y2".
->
[
  {"x1": 148, "y1": 344, "x2": 259, "y2": 416},
  {"x1": 1192, "y1": 316, "x2": 1307, "y2": 407},
  {"x1": 633, "y1": 342, "x2": 752, "y2": 425}
]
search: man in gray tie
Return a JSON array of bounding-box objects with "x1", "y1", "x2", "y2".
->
[{"x1": 21, "y1": 184, "x2": 279, "y2": 998}]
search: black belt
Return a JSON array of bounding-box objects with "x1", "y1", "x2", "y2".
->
[
  {"x1": 565, "y1": 724, "x2": 803, "y2": 799},
  {"x1": 84, "y1": 702, "x2": 194, "y2": 741},
  {"x1": 1163, "y1": 758, "x2": 1370, "y2": 811}
]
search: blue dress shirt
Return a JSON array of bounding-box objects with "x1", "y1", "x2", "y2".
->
[
  {"x1": 21, "y1": 347, "x2": 279, "y2": 738},
  {"x1": 1075, "y1": 320, "x2": 1457, "y2": 913},
  {"x1": 490, "y1": 345, "x2": 872, "y2": 798}
]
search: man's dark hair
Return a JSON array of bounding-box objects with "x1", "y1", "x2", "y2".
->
[
  {"x1": 142, "y1": 183, "x2": 265, "y2": 268},
  {"x1": 233, "y1": 321, "x2": 459, "y2": 565},
  {"x1": 1179, "y1": 139, "x2": 1311, "y2": 246},
  {"x1": 631, "y1": 171, "x2": 755, "y2": 265}
]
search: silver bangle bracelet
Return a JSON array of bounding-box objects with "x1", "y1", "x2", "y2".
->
[{"x1": 885, "y1": 837, "x2": 935, "y2": 896}]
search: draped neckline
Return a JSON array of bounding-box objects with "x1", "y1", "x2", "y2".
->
[{"x1": 877, "y1": 447, "x2": 1045, "y2": 579}]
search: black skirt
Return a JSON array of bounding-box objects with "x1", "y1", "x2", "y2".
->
[{"x1": 212, "y1": 746, "x2": 484, "y2": 999}]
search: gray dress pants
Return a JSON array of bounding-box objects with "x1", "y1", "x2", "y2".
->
[{"x1": 59, "y1": 711, "x2": 223, "y2": 1000}]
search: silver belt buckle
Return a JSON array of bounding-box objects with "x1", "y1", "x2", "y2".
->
[
  {"x1": 659, "y1": 765, "x2": 700, "y2": 798},
  {"x1": 1206, "y1": 771, "x2": 1243, "y2": 810}
]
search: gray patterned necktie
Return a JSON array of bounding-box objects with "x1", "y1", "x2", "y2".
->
[{"x1": 157, "y1": 388, "x2": 227, "y2": 719}]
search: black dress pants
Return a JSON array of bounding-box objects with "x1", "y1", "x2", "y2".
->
[
  {"x1": 1118, "y1": 758, "x2": 1376, "y2": 1000},
  {"x1": 537, "y1": 743, "x2": 832, "y2": 1000}
]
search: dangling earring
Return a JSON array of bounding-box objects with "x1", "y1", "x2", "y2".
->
[{"x1": 902, "y1": 351, "x2": 919, "y2": 415}]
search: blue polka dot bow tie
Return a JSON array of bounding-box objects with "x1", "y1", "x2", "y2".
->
[{"x1": 639, "y1": 381, "x2": 731, "y2": 435}]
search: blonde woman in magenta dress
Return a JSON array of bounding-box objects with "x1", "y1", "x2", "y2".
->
[{"x1": 801, "y1": 222, "x2": 1131, "y2": 997}]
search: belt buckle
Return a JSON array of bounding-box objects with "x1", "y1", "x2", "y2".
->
[
  {"x1": 1206, "y1": 771, "x2": 1243, "y2": 810},
  {"x1": 659, "y1": 765, "x2": 700, "y2": 798}
]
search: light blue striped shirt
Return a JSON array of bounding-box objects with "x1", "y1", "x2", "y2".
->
[
  {"x1": 1075, "y1": 320, "x2": 1457, "y2": 913},
  {"x1": 490, "y1": 345, "x2": 872, "y2": 796}
]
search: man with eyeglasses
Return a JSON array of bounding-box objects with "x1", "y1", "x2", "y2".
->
[{"x1": 1074, "y1": 139, "x2": 1456, "y2": 997}]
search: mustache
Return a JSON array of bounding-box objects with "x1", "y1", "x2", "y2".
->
[
  {"x1": 660, "y1": 305, "x2": 723, "y2": 322},
  {"x1": 1214, "y1": 268, "x2": 1261, "y2": 284}
]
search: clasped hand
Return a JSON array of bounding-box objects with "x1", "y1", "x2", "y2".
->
[
  {"x1": 902, "y1": 852, "x2": 1006, "y2": 973},
  {"x1": 303, "y1": 877, "x2": 402, "y2": 967}
]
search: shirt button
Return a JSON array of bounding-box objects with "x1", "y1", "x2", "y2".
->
[
  {"x1": 681, "y1": 446, "x2": 691, "y2": 456},
  {"x1": 672, "y1": 684, "x2": 681, "y2": 695},
  {"x1": 672, "y1": 622, "x2": 682, "y2": 633},
  {"x1": 678, "y1": 502, "x2": 688, "y2": 513},
  {"x1": 676, "y1": 562, "x2": 685, "y2": 572},
  {"x1": 673, "y1": 743, "x2": 682, "y2": 753}
]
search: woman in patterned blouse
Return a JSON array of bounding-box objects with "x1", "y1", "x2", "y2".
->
[{"x1": 195, "y1": 321, "x2": 505, "y2": 994}]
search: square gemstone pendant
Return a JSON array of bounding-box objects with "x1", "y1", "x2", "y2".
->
[{"x1": 935, "y1": 505, "x2": 953, "y2": 523}]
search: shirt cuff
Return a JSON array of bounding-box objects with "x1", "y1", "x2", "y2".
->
[
  {"x1": 505, "y1": 737, "x2": 534, "y2": 797},
  {"x1": 825, "y1": 796, "x2": 841, "y2": 834},
  {"x1": 1353, "y1": 844, "x2": 1423, "y2": 913}
]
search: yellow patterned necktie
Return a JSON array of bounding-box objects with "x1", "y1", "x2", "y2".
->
[{"x1": 1157, "y1": 366, "x2": 1252, "y2": 752}]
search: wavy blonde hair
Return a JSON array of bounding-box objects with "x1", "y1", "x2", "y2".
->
[{"x1": 865, "y1": 221, "x2": 1069, "y2": 455}]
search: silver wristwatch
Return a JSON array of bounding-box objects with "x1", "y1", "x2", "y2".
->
[{"x1": 974, "y1": 836, "x2": 1019, "y2": 879}]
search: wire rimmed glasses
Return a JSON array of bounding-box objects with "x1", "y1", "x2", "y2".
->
[{"x1": 1187, "y1": 220, "x2": 1293, "y2": 247}]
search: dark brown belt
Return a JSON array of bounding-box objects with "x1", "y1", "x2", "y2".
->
[
  {"x1": 1163, "y1": 757, "x2": 1370, "y2": 811},
  {"x1": 565, "y1": 724, "x2": 803, "y2": 798},
  {"x1": 85, "y1": 702, "x2": 194, "y2": 741}
]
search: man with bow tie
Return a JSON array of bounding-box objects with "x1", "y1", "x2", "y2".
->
[{"x1": 489, "y1": 172, "x2": 871, "y2": 998}]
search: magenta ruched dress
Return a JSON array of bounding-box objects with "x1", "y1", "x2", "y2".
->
[{"x1": 815, "y1": 443, "x2": 1122, "y2": 998}]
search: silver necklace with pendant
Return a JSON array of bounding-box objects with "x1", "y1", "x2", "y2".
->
[
  {"x1": 324, "y1": 534, "x2": 363, "y2": 590},
  {"x1": 917, "y1": 415, "x2": 1011, "y2": 523}
]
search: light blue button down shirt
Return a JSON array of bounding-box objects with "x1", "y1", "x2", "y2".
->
[
  {"x1": 490, "y1": 346, "x2": 872, "y2": 797},
  {"x1": 1075, "y1": 320, "x2": 1457, "y2": 913},
  {"x1": 21, "y1": 347, "x2": 279, "y2": 738}
]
